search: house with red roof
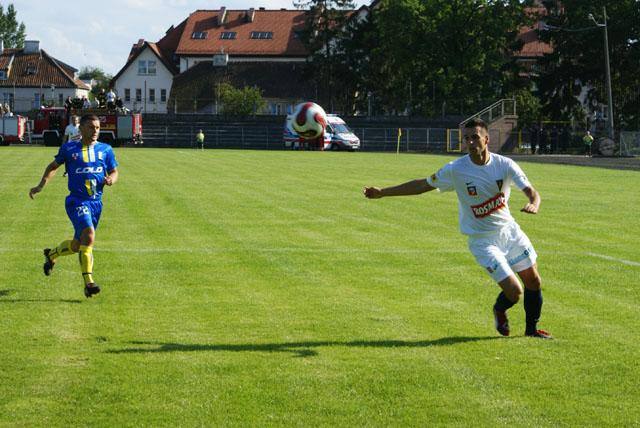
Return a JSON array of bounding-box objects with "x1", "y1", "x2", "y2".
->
[
  {"x1": 0, "y1": 40, "x2": 90, "y2": 113},
  {"x1": 112, "y1": 7, "x2": 312, "y2": 114}
]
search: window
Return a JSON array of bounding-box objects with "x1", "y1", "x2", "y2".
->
[
  {"x1": 149, "y1": 88, "x2": 155, "y2": 103},
  {"x1": 124, "y1": 88, "x2": 131, "y2": 102},
  {"x1": 26, "y1": 65, "x2": 37, "y2": 75},
  {"x1": 58, "y1": 93, "x2": 64, "y2": 105},
  {"x1": 220, "y1": 32, "x2": 236, "y2": 40},
  {"x1": 135, "y1": 88, "x2": 142, "y2": 102},
  {"x1": 3, "y1": 92, "x2": 13, "y2": 109},
  {"x1": 191, "y1": 31, "x2": 208, "y2": 39},
  {"x1": 34, "y1": 93, "x2": 41, "y2": 107},
  {"x1": 0, "y1": 70, "x2": 6, "y2": 80},
  {"x1": 147, "y1": 60, "x2": 156, "y2": 75},
  {"x1": 138, "y1": 60, "x2": 156, "y2": 75},
  {"x1": 160, "y1": 89, "x2": 166, "y2": 102},
  {"x1": 250, "y1": 31, "x2": 273, "y2": 39}
]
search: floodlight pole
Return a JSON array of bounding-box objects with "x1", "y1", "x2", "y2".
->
[
  {"x1": 592, "y1": 7, "x2": 615, "y2": 141},
  {"x1": 602, "y1": 7, "x2": 614, "y2": 142}
]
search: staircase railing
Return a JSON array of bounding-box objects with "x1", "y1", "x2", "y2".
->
[{"x1": 459, "y1": 98, "x2": 516, "y2": 128}]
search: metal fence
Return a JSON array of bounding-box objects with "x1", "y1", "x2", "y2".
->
[
  {"x1": 620, "y1": 132, "x2": 640, "y2": 156},
  {"x1": 140, "y1": 123, "x2": 453, "y2": 152}
]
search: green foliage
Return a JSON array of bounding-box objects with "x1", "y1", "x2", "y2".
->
[
  {"x1": 366, "y1": 0, "x2": 530, "y2": 116},
  {"x1": 294, "y1": 0, "x2": 357, "y2": 113},
  {"x1": 1, "y1": 148, "x2": 639, "y2": 425},
  {"x1": 218, "y1": 82, "x2": 266, "y2": 116},
  {"x1": 79, "y1": 66, "x2": 113, "y2": 100},
  {"x1": 508, "y1": 88, "x2": 543, "y2": 128},
  {"x1": 536, "y1": 0, "x2": 640, "y2": 130},
  {"x1": 0, "y1": 3, "x2": 26, "y2": 48}
]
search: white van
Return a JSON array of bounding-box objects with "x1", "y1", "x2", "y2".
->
[{"x1": 283, "y1": 114, "x2": 360, "y2": 151}]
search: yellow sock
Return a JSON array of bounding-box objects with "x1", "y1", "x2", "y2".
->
[
  {"x1": 48, "y1": 240, "x2": 76, "y2": 261},
  {"x1": 78, "y1": 245, "x2": 95, "y2": 285}
]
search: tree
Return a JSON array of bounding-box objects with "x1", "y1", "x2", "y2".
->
[
  {"x1": 294, "y1": 0, "x2": 356, "y2": 113},
  {"x1": 80, "y1": 66, "x2": 113, "y2": 101},
  {"x1": 507, "y1": 88, "x2": 543, "y2": 129},
  {"x1": 364, "y1": 0, "x2": 530, "y2": 117},
  {"x1": 536, "y1": 0, "x2": 640, "y2": 130},
  {"x1": 0, "y1": 3, "x2": 26, "y2": 48},
  {"x1": 218, "y1": 82, "x2": 266, "y2": 116}
]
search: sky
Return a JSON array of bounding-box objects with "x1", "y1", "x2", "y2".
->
[{"x1": 11, "y1": 0, "x2": 370, "y2": 76}]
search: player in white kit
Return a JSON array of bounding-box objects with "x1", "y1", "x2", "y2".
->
[{"x1": 364, "y1": 118, "x2": 551, "y2": 339}]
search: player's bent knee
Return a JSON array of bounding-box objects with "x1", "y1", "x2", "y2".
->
[
  {"x1": 519, "y1": 267, "x2": 542, "y2": 290},
  {"x1": 524, "y1": 274, "x2": 542, "y2": 290},
  {"x1": 80, "y1": 228, "x2": 96, "y2": 246},
  {"x1": 499, "y1": 277, "x2": 523, "y2": 303}
]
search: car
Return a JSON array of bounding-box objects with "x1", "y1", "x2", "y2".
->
[{"x1": 284, "y1": 114, "x2": 360, "y2": 151}]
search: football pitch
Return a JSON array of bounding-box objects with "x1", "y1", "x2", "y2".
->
[{"x1": 1, "y1": 147, "x2": 638, "y2": 426}]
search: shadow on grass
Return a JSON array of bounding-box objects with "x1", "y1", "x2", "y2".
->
[
  {"x1": 107, "y1": 336, "x2": 503, "y2": 358},
  {"x1": 0, "y1": 290, "x2": 82, "y2": 304}
]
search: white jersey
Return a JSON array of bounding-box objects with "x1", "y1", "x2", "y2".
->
[
  {"x1": 64, "y1": 124, "x2": 80, "y2": 141},
  {"x1": 426, "y1": 153, "x2": 531, "y2": 236}
]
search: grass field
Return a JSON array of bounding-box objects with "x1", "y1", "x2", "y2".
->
[{"x1": 1, "y1": 147, "x2": 639, "y2": 426}]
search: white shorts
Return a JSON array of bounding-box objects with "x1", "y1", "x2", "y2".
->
[{"x1": 467, "y1": 222, "x2": 537, "y2": 283}]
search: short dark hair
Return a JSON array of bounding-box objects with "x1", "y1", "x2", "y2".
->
[
  {"x1": 464, "y1": 118, "x2": 488, "y2": 132},
  {"x1": 80, "y1": 114, "x2": 99, "y2": 126}
]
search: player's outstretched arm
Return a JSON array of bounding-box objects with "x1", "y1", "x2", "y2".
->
[
  {"x1": 364, "y1": 179, "x2": 435, "y2": 199},
  {"x1": 29, "y1": 161, "x2": 60, "y2": 199},
  {"x1": 520, "y1": 186, "x2": 540, "y2": 214}
]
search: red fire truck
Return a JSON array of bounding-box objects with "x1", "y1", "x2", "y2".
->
[
  {"x1": 0, "y1": 115, "x2": 27, "y2": 146},
  {"x1": 33, "y1": 107, "x2": 142, "y2": 147}
]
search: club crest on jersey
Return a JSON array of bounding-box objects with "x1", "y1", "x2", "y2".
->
[
  {"x1": 466, "y1": 182, "x2": 477, "y2": 196},
  {"x1": 72, "y1": 152, "x2": 79, "y2": 160},
  {"x1": 496, "y1": 179, "x2": 504, "y2": 191},
  {"x1": 471, "y1": 192, "x2": 506, "y2": 218}
]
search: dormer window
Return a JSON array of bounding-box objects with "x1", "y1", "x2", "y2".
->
[
  {"x1": 250, "y1": 31, "x2": 273, "y2": 40},
  {"x1": 191, "y1": 31, "x2": 208, "y2": 40},
  {"x1": 26, "y1": 64, "x2": 37, "y2": 75},
  {"x1": 0, "y1": 70, "x2": 6, "y2": 80},
  {"x1": 220, "y1": 32, "x2": 236, "y2": 40}
]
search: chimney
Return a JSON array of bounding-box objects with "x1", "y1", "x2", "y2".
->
[
  {"x1": 0, "y1": 39, "x2": 3, "y2": 55},
  {"x1": 219, "y1": 7, "x2": 227, "y2": 25},
  {"x1": 24, "y1": 40, "x2": 40, "y2": 54},
  {"x1": 246, "y1": 8, "x2": 255, "y2": 22}
]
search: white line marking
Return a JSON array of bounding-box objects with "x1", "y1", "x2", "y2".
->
[
  {"x1": 4, "y1": 247, "x2": 464, "y2": 255},
  {"x1": 586, "y1": 252, "x2": 640, "y2": 267}
]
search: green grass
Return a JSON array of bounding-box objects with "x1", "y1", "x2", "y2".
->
[{"x1": 1, "y1": 147, "x2": 639, "y2": 426}]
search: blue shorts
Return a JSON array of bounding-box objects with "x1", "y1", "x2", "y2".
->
[{"x1": 65, "y1": 195, "x2": 103, "y2": 240}]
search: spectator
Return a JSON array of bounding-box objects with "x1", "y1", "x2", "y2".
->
[
  {"x1": 583, "y1": 130, "x2": 594, "y2": 157},
  {"x1": 106, "y1": 89, "x2": 116, "y2": 111},
  {"x1": 97, "y1": 89, "x2": 106, "y2": 108},
  {"x1": 64, "y1": 96, "x2": 73, "y2": 111},
  {"x1": 195, "y1": 129, "x2": 205, "y2": 149},
  {"x1": 82, "y1": 96, "x2": 91, "y2": 109}
]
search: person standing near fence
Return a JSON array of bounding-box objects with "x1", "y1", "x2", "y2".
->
[
  {"x1": 195, "y1": 129, "x2": 205, "y2": 149},
  {"x1": 583, "y1": 131, "x2": 594, "y2": 157},
  {"x1": 363, "y1": 118, "x2": 552, "y2": 339}
]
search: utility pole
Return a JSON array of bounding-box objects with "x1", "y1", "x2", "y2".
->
[
  {"x1": 602, "y1": 6, "x2": 614, "y2": 142},
  {"x1": 590, "y1": 7, "x2": 614, "y2": 141}
]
